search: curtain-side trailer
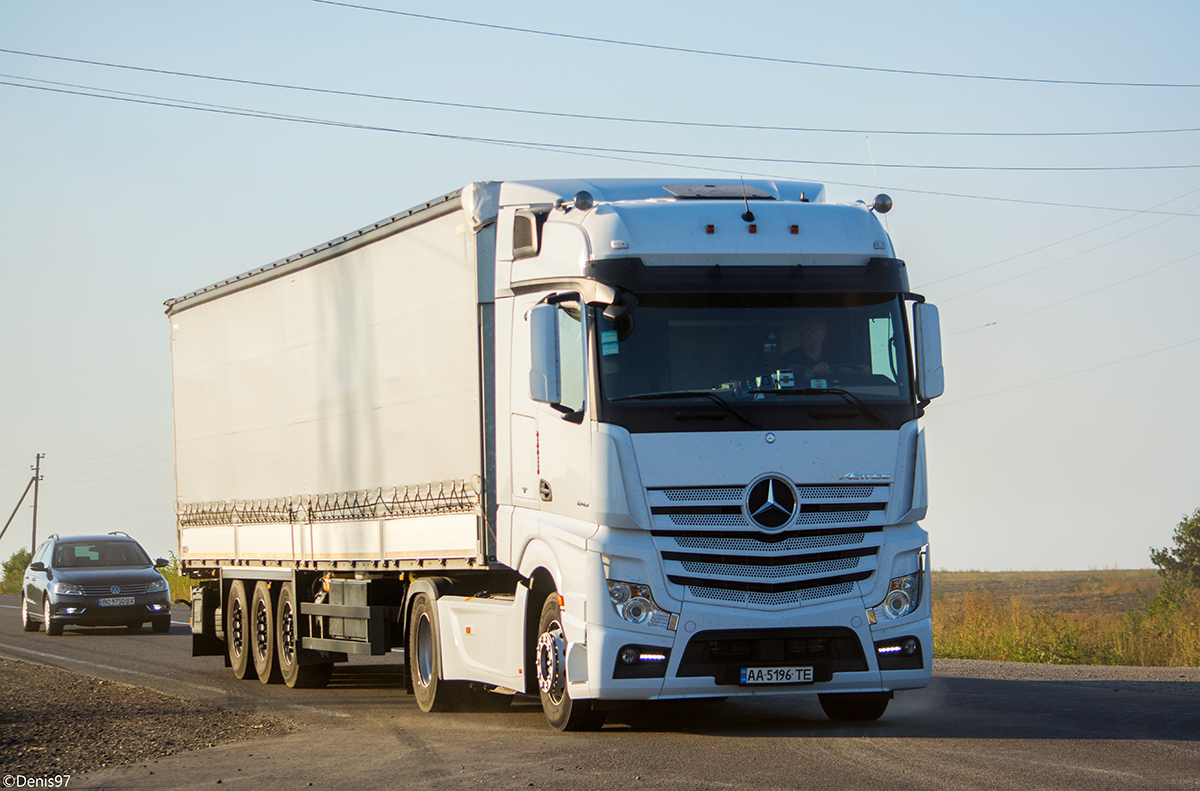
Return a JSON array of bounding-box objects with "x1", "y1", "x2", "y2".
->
[{"x1": 168, "y1": 178, "x2": 945, "y2": 730}]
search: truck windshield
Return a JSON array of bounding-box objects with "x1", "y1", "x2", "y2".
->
[{"x1": 595, "y1": 293, "x2": 916, "y2": 432}]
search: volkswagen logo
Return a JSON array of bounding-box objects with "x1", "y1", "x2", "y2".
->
[
  {"x1": 744, "y1": 475, "x2": 798, "y2": 531},
  {"x1": 110, "y1": 585, "x2": 121, "y2": 595}
]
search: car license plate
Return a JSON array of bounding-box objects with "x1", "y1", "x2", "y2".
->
[
  {"x1": 740, "y1": 666, "x2": 814, "y2": 685},
  {"x1": 99, "y1": 596, "x2": 136, "y2": 607}
]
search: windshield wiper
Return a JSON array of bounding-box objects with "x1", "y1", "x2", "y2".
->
[
  {"x1": 748, "y1": 387, "x2": 888, "y2": 428},
  {"x1": 610, "y1": 391, "x2": 758, "y2": 428}
]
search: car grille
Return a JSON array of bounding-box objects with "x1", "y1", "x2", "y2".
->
[
  {"x1": 649, "y1": 483, "x2": 888, "y2": 608},
  {"x1": 79, "y1": 583, "x2": 153, "y2": 595}
]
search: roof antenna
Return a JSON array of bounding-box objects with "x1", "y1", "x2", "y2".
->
[{"x1": 740, "y1": 177, "x2": 755, "y2": 223}]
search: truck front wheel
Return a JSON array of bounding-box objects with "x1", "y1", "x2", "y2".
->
[
  {"x1": 409, "y1": 593, "x2": 468, "y2": 712},
  {"x1": 535, "y1": 596, "x2": 605, "y2": 731},
  {"x1": 818, "y1": 692, "x2": 891, "y2": 721}
]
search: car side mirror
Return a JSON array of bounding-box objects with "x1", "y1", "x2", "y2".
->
[
  {"x1": 913, "y1": 302, "x2": 945, "y2": 401},
  {"x1": 529, "y1": 303, "x2": 563, "y2": 405},
  {"x1": 155, "y1": 558, "x2": 170, "y2": 569},
  {"x1": 29, "y1": 561, "x2": 45, "y2": 572}
]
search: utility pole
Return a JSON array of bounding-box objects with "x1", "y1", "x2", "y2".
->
[{"x1": 31, "y1": 453, "x2": 44, "y2": 552}]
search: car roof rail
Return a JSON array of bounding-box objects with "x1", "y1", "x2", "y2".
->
[{"x1": 107, "y1": 530, "x2": 132, "y2": 538}]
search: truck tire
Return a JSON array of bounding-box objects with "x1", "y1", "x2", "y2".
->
[
  {"x1": 21, "y1": 597, "x2": 39, "y2": 631},
  {"x1": 818, "y1": 692, "x2": 890, "y2": 721},
  {"x1": 43, "y1": 597, "x2": 62, "y2": 636},
  {"x1": 409, "y1": 593, "x2": 468, "y2": 712},
  {"x1": 276, "y1": 582, "x2": 333, "y2": 689},
  {"x1": 226, "y1": 580, "x2": 257, "y2": 680},
  {"x1": 535, "y1": 596, "x2": 605, "y2": 731},
  {"x1": 251, "y1": 581, "x2": 282, "y2": 684}
]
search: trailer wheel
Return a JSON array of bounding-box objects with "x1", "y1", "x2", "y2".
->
[
  {"x1": 277, "y1": 582, "x2": 333, "y2": 689},
  {"x1": 536, "y1": 596, "x2": 605, "y2": 731},
  {"x1": 226, "y1": 580, "x2": 257, "y2": 680},
  {"x1": 818, "y1": 692, "x2": 890, "y2": 721},
  {"x1": 251, "y1": 581, "x2": 282, "y2": 684},
  {"x1": 409, "y1": 593, "x2": 468, "y2": 712}
]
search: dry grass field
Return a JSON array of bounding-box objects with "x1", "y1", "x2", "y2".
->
[{"x1": 932, "y1": 569, "x2": 1199, "y2": 667}]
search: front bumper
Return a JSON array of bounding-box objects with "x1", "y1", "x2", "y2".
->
[
  {"x1": 48, "y1": 594, "x2": 171, "y2": 626},
  {"x1": 569, "y1": 597, "x2": 932, "y2": 701}
]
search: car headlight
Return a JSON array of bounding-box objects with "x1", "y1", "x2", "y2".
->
[
  {"x1": 147, "y1": 577, "x2": 168, "y2": 593},
  {"x1": 867, "y1": 573, "x2": 921, "y2": 624},
  {"x1": 51, "y1": 581, "x2": 83, "y2": 595},
  {"x1": 607, "y1": 581, "x2": 677, "y2": 630}
]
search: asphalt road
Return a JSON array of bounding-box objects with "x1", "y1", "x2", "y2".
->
[{"x1": 2, "y1": 593, "x2": 1198, "y2": 791}]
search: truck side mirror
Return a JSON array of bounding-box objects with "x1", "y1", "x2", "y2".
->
[
  {"x1": 529, "y1": 303, "x2": 562, "y2": 404},
  {"x1": 913, "y1": 302, "x2": 944, "y2": 401}
]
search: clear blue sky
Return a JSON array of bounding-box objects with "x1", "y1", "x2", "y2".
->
[{"x1": 2, "y1": 1, "x2": 1197, "y2": 569}]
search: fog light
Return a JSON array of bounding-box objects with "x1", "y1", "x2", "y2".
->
[
  {"x1": 902, "y1": 638, "x2": 918, "y2": 656},
  {"x1": 64, "y1": 607, "x2": 79, "y2": 615},
  {"x1": 620, "y1": 647, "x2": 640, "y2": 665}
]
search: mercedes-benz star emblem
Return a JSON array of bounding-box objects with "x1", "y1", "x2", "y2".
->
[{"x1": 745, "y1": 475, "x2": 798, "y2": 530}]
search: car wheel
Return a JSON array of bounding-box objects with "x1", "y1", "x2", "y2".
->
[
  {"x1": 43, "y1": 597, "x2": 63, "y2": 636},
  {"x1": 152, "y1": 616, "x2": 171, "y2": 634},
  {"x1": 126, "y1": 620, "x2": 145, "y2": 632},
  {"x1": 21, "y1": 597, "x2": 39, "y2": 632}
]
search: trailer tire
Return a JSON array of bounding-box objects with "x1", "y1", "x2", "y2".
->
[
  {"x1": 251, "y1": 581, "x2": 282, "y2": 684},
  {"x1": 818, "y1": 692, "x2": 890, "y2": 721},
  {"x1": 277, "y1": 582, "x2": 333, "y2": 689},
  {"x1": 409, "y1": 593, "x2": 468, "y2": 712},
  {"x1": 536, "y1": 596, "x2": 605, "y2": 731},
  {"x1": 226, "y1": 580, "x2": 257, "y2": 680}
]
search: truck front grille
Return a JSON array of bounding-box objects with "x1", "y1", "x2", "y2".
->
[{"x1": 648, "y1": 482, "x2": 888, "y2": 609}]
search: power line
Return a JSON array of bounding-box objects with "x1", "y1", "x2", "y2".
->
[
  {"x1": 945, "y1": 250, "x2": 1200, "y2": 338},
  {"x1": 3, "y1": 48, "x2": 1198, "y2": 138},
  {"x1": 310, "y1": 0, "x2": 1200, "y2": 90},
  {"x1": 939, "y1": 337, "x2": 1200, "y2": 406},
  {"x1": 4, "y1": 76, "x2": 1200, "y2": 175},
  {"x1": 49, "y1": 430, "x2": 173, "y2": 462},
  {"x1": 937, "y1": 200, "x2": 1200, "y2": 303},
  {"x1": 916, "y1": 187, "x2": 1200, "y2": 289}
]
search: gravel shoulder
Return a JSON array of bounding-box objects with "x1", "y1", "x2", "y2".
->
[
  {"x1": 0, "y1": 656, "x2": 295, "y2": 778},
  {"x1": 934, "y1": 657, "x2": 1200, "y2": 694}
]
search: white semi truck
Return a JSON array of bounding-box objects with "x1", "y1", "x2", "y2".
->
[{"x1": 167, "y1": 178, "x2": 944, "y2": 730}]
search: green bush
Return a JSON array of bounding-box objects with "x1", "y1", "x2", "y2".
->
[
  {"x1": 0, "y1": 547, "x2": 32, "y2": 595},
  {"x1": 1150, "y1": 507, "x2": 1200, "y2": 607}
]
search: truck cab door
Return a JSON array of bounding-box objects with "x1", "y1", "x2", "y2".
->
[{"x1": 528, "y1": 298, "x2": 592, "y2": 525}]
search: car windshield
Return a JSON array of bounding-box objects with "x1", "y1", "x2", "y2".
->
[
  {"x1": 53, "y1": 541, "x2": 151, "y2": 568},
  {"x1": 597, "y1": 294, "x2": 912, "y2": 404}
]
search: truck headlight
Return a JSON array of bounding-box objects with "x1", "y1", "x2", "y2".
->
[
  {"x1": 607, "y1": 581, "x2": 677, "y2": 630},
  {"x1": 866, "y1": 573, "x2": 921, "y2": 624}
]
